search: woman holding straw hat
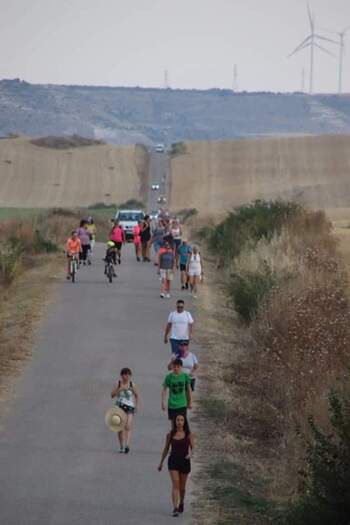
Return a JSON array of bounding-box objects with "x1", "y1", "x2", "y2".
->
[
  {"x1": 111, "y1": 368, "x2": 139, "y2": 454},
  {"x1": 158, "y1": 414, "x2": 194, "y2": 517}
]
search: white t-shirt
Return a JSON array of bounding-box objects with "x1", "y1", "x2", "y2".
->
[
  {"x1": 168, "y1": 310, "x2": 194, "y2": 340},
  {"x1": 171, "y1": 352, "x2": 198, "y2": 376}
]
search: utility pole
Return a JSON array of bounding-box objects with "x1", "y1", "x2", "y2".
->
[
  {"x1": 232, "y1": 64, "x2": 238, "y2": 92},
  {"x1": 164, "y1": 69, "x2": 169, "y2": 89},
  {"x1": 338, "y1": 32, "x2": 345, "y2": 94},
  {"x1": 301, "y1": 67, "x2": 306, "y2": 92}
]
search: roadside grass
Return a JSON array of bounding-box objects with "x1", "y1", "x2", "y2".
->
[{"x1": 193, "y1": 201, "x2": 350, "y2": 524}]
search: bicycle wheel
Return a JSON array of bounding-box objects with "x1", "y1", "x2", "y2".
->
[{"x1": 108, "y1": 264, "x2": 113, "y2": 283}]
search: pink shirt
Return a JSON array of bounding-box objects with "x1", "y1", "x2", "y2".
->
[
  {"x1": 110, "y1": 226, "x2": 124, "y2": 243},
  {"x1": 133, "y1": 225, "x2": 141, "y2": 244}
]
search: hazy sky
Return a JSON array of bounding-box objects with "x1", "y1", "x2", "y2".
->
[{"x1": 0, "y1": 0, "x2": 349, "y2": 93}]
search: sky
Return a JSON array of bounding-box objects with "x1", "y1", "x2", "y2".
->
[{"x1": 0, "y1": 0, "x2": 349, "y2": 93}]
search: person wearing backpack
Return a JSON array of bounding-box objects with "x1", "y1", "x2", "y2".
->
[{"x1": 164, "y1": 299, "x2": 194, "y2": 355}]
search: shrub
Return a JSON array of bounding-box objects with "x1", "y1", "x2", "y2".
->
[
  {"x1": 118, "y1": 199, "x2": 145, "y2": 209},
  {"x1": 229, "y1": 264, "x2": 277, "y2": 322},
  {"x1": 88, "y1": 202, "x2": 117, "y2": 210},
  {"x1": 174, "y1": 208, "x2": 198, "y2": 223},
  {"x1": 170, "y1": 142, "x2": 187, "y2": 156},
  {"x1": 0, "y1": 242, "x2": 23, "y2": 285},
  {"x1": 281, "y1": 384, "x2": 350, "y2": 525}
]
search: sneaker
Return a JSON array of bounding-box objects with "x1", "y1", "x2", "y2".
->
[
  {"x1": 185, "y1": 283, "x2": 189, "y2": 290},
  {"x1": 166, "y1": 293, "x2": 171, "y2": 298},
  {"x1": 119, "y1": 447, "x2": 124, "y2": 453},
  {"x1": 181, "y1": 285, "x2": 185, "y2": 290},
  {"x1": 172, "y1": 508, "x2": 179, "y2": 517},
  {"x1": 160, "y1": 293, "x2": 165, "y2": 298},
  {"x1": 124, "y1": 446, "x2": 130, "y2": 454},
  {"x1": 66, "y1": 275, "x2": 71, "y2": 280},
  {"x1": 178, "y1": 502, "x2": 184, "y2": 513},
  {"x1": 192, "y1": 294, "x2": 197, "y2": 299},
  {"x1": 137, "y1": 257, "x2": 141, "y2": 262}
]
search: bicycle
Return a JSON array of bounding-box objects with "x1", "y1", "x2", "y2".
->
[
  {"x1": 105, "y1": 254, "x2": 116, "y2": 283},
  {"x1": 69, "y1": 254, "x2": 79, "y2": 283}
]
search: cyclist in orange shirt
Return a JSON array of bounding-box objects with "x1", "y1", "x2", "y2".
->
[{"x1": 66, "y1": 230, "x2": 81, "y2": 280}]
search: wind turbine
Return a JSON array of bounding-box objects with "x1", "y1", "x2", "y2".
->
[
  {"x1": 321, "y1": 26, "x2": 350, "y2": 94},
  {"x1": 289, "y1": 3, "x2": 337, "y2": 94}
]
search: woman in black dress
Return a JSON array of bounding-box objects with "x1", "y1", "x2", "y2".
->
[
  {"x1": 140, "y1": 214, "x2": 151, "y2": 262},
  {"x1": 158, "y1": 415, "x2": 194, "y2": 517}
]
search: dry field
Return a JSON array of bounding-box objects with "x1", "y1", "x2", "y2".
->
[
  {"x1": 169, "y1": 135, "x2": 350, "y2": 223},
  {"x1": 0, "y1": 137, "x2": 148, "y2": 207}
]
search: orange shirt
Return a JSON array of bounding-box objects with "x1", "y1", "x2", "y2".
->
[{"x1": 66, "y1": 237, "x2": 81, "y2": 254}]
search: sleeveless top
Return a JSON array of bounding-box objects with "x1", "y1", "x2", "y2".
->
[
  {"x1": 188, "y1": 253, "x2": 201, "y2": 271},
  {"x1": 116, "y1": 381, "x2": 135, "y2": 408},
  {"x1": 170, "y1": 435, "x2": 190, "y2": 459}
]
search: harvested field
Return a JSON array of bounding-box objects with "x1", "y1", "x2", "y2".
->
[
  {"x1": 168, "y1": 135, "x2": 350, "y2": 223},
  {"x1": 0, "y1": 137, "x2": 148, "y2": 208}
]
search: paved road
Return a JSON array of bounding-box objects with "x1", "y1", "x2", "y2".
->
[
  {"x1": 0, "y1": 246, "x2": 194, "y2": 524},
  {"x1": 147, "y1": 151, "x2": 168, "y2": 213}
]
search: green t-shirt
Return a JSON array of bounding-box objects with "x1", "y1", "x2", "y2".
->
[{"x1": 163, "y1": 372, "x2": 191, "y2": 409}]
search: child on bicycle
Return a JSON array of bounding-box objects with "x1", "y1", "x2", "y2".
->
[
  {"x1": 66, "y1": 230, "x2": 81, "y2": 280},
  {"x1": 104, "y1": 241, "x2": 117, "y2": 277}
]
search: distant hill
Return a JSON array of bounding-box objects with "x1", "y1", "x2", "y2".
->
[
  {"x1": 168, "y1": 135, "x2": 350, "y2": 223},
  {"x1": 1, "y1": 79, "x2": 350, "y2": 145}
]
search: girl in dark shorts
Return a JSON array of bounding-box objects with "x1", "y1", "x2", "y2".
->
[
  {"x1": 111, "y1": 368, "x2": 139, "y2": 454},
  {"x1": 158, "y1": 415, "x2": 194, "y2": 517}
]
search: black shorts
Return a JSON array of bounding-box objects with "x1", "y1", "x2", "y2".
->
[
  {"x1": 116, "y1": 402, "x2": 135, "y2": 414},
  {"x1": 168, "y1": 407, "x2": 187, "y2": 421},
  {"x1": 114, "y1": 242, "x2": 122, "y2": 250},
  {"x1": 180, "y1": 263, "x2": 187, "y2": 272},
  {"x1": 168, "y1": 455, "x2": 191, "y2": 474}
]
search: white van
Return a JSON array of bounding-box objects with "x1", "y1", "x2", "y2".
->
[{"x1": 114, "y1": 209, "x2": 145, "y2": 241}]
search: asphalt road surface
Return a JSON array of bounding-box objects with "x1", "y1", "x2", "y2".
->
[
  {"x1": 0, "y1": 245, "x2": 194, "y2": 524},
  {"x1": 147, "y1": 151, "x2": 168, "y2": 213}
]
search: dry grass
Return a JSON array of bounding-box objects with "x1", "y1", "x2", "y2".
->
[{"x1": 192, "y1": 207, "x2": 350, "y2": 523}]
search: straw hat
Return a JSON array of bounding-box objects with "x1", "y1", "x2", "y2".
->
[{"x1": 105, "y1": 406, "x2": 127, "y2": 432}]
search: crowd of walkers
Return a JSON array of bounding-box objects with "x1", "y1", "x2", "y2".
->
[{"x1": 66, "y1": 208, "x2": 202, "y2": 517}]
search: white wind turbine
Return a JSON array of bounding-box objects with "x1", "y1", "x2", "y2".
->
[
  {"x1": 321, "y1": 26, "x2": 350, "y2": 94},
  {"x1": 289, "y1": 3, "x2": 337, "y2": 94}
]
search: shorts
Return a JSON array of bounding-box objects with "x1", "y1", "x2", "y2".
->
[
  {"x1": 180, "y1": 263, "x2": 187, "y2": 272},
  {"x1": 114, "y1": 242, "x2": 122, "y2": 250},
  {"x1": 188, "y1": 269, "x2": 201, "y2": 277},
  {"x1": 168, "y1": 406, "x2": 187, "y2": 421},
  {"x1": 116, "y1": 402, "x2": 135, "y2": 414},
  {"x1": 160, "y1": 269, "x2": 174, "y2": 281},
  {"x1": 168, "y1": 455, "x2": 191, "y2": 474}
]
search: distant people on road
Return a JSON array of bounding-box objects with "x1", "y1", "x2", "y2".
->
[
  {"x1": 158, "y1": 414, "x2": 194, "y2": 517},
  {"x1": 162, "y1": 358, "x2": 192, "y2": 422},
  {"x1": 158, "y1": 241, "x2": 176, "y2": 298},
  {"x1": 140, "y1": 214, "x2": 151, "y2": 262},
  {"x1": 151, "y1": 220, "x2": 166, "y2": 264},
  {"x1": 164, "y1": 299, "x2": 194, "y2": 354},
  {"x1": 132, "y1": 220, "x2": 142, "y2": 261},
  {"x1": 77, "y1": 220, "x2": 91, "y2": 265},
  {"x1": 111, "y1": 367, "x2": 139, "y2": 454},
  {"x1": 109, "y1": 220, "x2": 125, "y2": 264},
  {"x1": 170, "y1": 219, "x2": 182, "y2": 264},
  {"x1": 168, "y1": 340, "x2": 198, "y2": 392},
  {"x1": 187, "y1": 246, "x2": 203, "y2": 298},
  {"x1": 66, "y1": 230, "x2": 81, "y2": 279},
  {"x1": 177, "y1": 239, "x2": 191, "y2": 290},
  {"x1": 86, "y1": 216, "x2": 96, "y2": 254}
]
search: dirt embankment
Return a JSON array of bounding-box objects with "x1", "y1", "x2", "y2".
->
[
  {"x1": 0, "y1": 137, "x2": 149, "y2": 208},
  {"x1": 168, "y1": 135, "x2": 350, "y2": 223}
]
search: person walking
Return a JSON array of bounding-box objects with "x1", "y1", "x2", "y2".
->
[
  {"x1": 167, "y1": 340, "x2": 198, "y2": 392},
  {"x1": 140, "y1": 214, "x2": 151, "y2": 262},
  {"x1": 162, "y1": 358, "x2": 192, "y2": 422},
  {"x1": 111, "y1": 368, "x2": 139, "y2": 454},
  {"x1": 170, "y1": 219, "x2": 182, "y2": 265},
  {"x1": 158, "y1": 241, "x2": 176, "y2": 298},
  {"x1": 76, "y1": 220, "x2": 91, "y2": 265},
  {"x1": 132, "y1": 220, "x2": 142, "y2": 261},
  {"x1": 177, "y1": 239, "x2": 191, "y2": 290},
  {"x1": 158, "y1": 414, "x2": 194, "y2": 517},
  {"x1": 187, "y1": 246, "x2": 203, "y2": 298},
  {"x1": 151, "y1": 219, "x2": 166, "y2": 264},
  {"x1": 164, "y1": 299, "x2": 194, "y2": 354}
]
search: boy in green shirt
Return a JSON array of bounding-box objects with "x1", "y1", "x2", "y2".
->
[{"x1": 162, "y1": 358, "x2": 192, "y2": 421}]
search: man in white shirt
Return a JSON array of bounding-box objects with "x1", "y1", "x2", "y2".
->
[{"x1": 164, "y1": 299, "x2": 194, "y2": 354}]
